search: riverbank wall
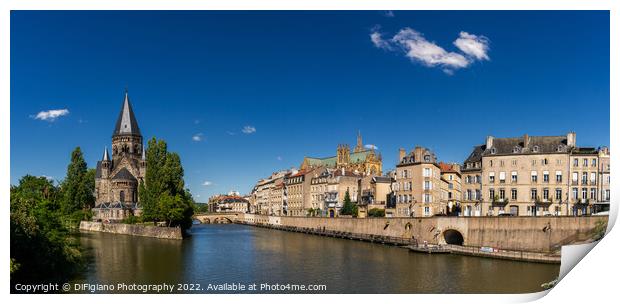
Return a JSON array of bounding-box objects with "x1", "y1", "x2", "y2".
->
[
  {"x1": 235, "y1": 214, "x2": 606, "y2": 253},
  {"x1": 79, "y1": 221, "x2": 183, "y2": 240}
]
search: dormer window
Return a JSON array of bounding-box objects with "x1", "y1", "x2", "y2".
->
[
  {"x1": 513, "y1": 146, "x2": 520, "y2": 153},
  {"x1": 424, "y1": 155, "x2": 431, "y2": 162},
  {"x1": 491, "y1": 148, "x2": 496, "y2": 154},
  {"x1": 556, "y1": 145, "x2": 565, "y2": 152},
  {"x1": 532, "y1": 145, "x2": 540, "y2": 153}
]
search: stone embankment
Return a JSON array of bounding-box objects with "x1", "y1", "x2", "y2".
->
[
  {"x1": 79, "y1": 221, "x2": 183, "y2": 240},
  {"x1": 234, "y1": 213, "x2": 606, "y2": 263}
]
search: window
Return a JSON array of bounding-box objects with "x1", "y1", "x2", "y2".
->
[
  {"x1": 423, "y1": 168, "x2": 431, "y2": 177},
  {"x1": 605, "y1": 190, "x2": 610, "y2": 201},
  {"x1": 467, "y1": 190, "x2": 472, "y2": 200},
  {"x1": 491, "y1": 148, "x2": 496, "y2": 154},
  {"x1": 543, "y1": 171, "x2": 549, "y2": 183},
  {"x1": 590, "y1": 188, "x2": 596, "y2": 200},
  {"x1": 555, "y1": 189, "x2": 562, "y2": 200},
  {"x1": 531, "y1": 171, "x2": 538, "y2": 182},
  {"x1": 543, "y1": 158, "x2": 548, "y2": 165},
  {"x1": 573, "y1": 159, "x2": 579, "y2": 167},
  {"x1": 500, "y1": 160, "x2": 505, "y2": 167},
  {"x1": 476, "y1": 175, "x2": 481, "y2": 184},
  {"x1": 592, "y1": 159, "x2": 597, "y2": 167},
  {"x1": 581, "y1": 188, "x2": 587, "y2": 200},
  {"x1": 489, "y1": 172, "x2": 495, "y2": 183},
  {"x1": 572, "y1": 172, "x2": 578, "y2": 182},
  {"x1": 572, "y1": 188, "x2": 578, "y2": 200},
  {"x1": 556, "y1": 171, "x2": 563, "y2": 183},
  {"x1": 582, "y1": 173, "x2": 588, "y2": 184},
  {"x1": 424, "y1": 181, "x2": 431, "y2": 190},
  {"x1": 489, "y1": 160, "x2": 494, "y2": 167},
  {"x1": 532, "y1": 159, "x2": 537, "y2": 166},
  {"x1": 475, "y1": 189, "x2": 481, "y2": 200},
  {"x1": 511, "y1": 189, "x2": 517, "y2": 200},
  {"x1": 511, "y1": 172, "x2": 518, "y2": 183},
  {"x1": 583, "y1": 159, "x2": 588, "y2": 167},
  {"x1": 424, "y1": 155, "x2": 431, "y2": 162},
  {"x1": 499, "y1": 172, "x2": 506, "y2": 183},
  {"x1": 531, "y1": 188, "x2": 538, "y2": 200},
  {"x1": 424, "y1": 206, "x2": 430, "y2": 216},
  {"x1": 543, "y1": 188, "x2": 549, "y2": 201},
  {"x1": 499, "y1": 189, "x2": 505, "y2": 200},
  {"x1": 590, "y1": 172, "x2": 596, "y2": 183},
  {"x1": 489, "y1": 189, "x2": 495, "y2": 200},
  {"x1": 512, "y1": 159, "x2": 517, "y2": 166},
  {"x1": 424, "y1": 194, "x2": 431, "y2": 203},
  {"x1": 532, "y1": 146, "x2": 539, "y2": 152}
]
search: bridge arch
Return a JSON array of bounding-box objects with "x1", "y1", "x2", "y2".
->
[{"x1": 443, "y1": 229, "x2": 465, "y2": 246}]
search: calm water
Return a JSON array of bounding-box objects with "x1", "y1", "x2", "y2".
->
[{"x1": 76, "y1": 224, "x2": 559, "y2": 293}]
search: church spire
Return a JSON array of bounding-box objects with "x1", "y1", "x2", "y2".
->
[
  {"x1": 102, "y1": 146, "x2": 110, "y2": 161},
  {"x1": 113, "y1": 89, "x2": 142, "y2": 137},
  {"x1": 355, "y1": 130, "x2": 364, "y2": 152}
]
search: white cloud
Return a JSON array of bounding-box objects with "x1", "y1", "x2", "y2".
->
[
  {"x1": 370, "y1": 27, "x2": 490, "y2": 74},
  {"x1": 192, "y1": 133, "x2": 204, "y2": 142},
  {"x1": 454, "y1": 31, "x2": 490, "y2": 61},
  {"x1": 383, "y1": 11, "x2": 395, "y2": 18},
  {"x1": 242, "y1": 126, "x2": 256, "y2": 134},
  {"x1": 202, "y1": 181, "x2": 213, "y2": 186},
  {"x1": 32, "y1": 109, "x2": 69, "y2": 122},
  {"x1": 277, "y1": 156, "x2": 283, "y2": 161},
  {"x1": 370, "y1": 31, "x2": 392, "y2": 50},
  {"x1": 39, "y1": 175, "x2": 54, "y2": 181},
  {"x1": 392, "y1": 28, "x2": 469, "y2": 70},
  {"x1": 364, "y1": 144, "x2": 378, "y2": 150}
]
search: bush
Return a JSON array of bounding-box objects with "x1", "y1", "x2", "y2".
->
[{"x1": 368, "y1": 208, "x2": 385, "y2": 217}]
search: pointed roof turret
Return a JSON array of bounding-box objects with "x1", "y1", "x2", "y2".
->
[
  {"x1": 102, "y1": 147, "x2": 110, "y2": 161},
  {"x1": 113, "y1": 90, "x2": 141, "y2": 137}
]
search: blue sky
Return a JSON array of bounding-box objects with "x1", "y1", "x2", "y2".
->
[{"x1": 10, "y1": 11, "x2": 609, "y2": 201}]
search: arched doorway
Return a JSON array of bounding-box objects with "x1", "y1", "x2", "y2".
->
[{"x1": 443, "y1": 229, "x2": 464, "y2": 246}]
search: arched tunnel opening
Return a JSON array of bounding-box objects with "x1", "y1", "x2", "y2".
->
[{"x1": 443, "y1": 229, "x2": 464, "y2": 246}]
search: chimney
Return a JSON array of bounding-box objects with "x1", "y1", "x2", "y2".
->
[
  {"x1": 523, "y1": 134, "x2": 530, "y2": 148},
  {"x1": 486, "y1": 136, "x2": 494, "y2": 149},
  {"x1": 399, "y1": 148, "x2": 406, "y2": 162},
  {"x1": 567, "y1": 132, "x2": 576, "y2": 147}
]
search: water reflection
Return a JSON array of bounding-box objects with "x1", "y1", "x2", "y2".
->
[{"x1": 77, "y1": 224, "x2": 559, "y2": 293}]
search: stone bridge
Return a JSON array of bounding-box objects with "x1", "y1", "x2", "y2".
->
[{"x1": 193, "y1": 213, "x2": 240, "y2": 224}]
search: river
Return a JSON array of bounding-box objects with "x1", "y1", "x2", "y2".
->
[{"x1": 75, "y1": 224, "x2": 559, "y2": 293}]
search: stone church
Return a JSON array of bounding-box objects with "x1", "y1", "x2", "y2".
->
[
  {"x1": 92, "y1": 91, "x2": 146, "y2": 222},
  {"x1": 300, "y1": 132, "x2": 383, "y2": 175}
]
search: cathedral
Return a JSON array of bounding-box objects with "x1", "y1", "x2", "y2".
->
[
  {"x1": 92, "y1": 91, "x2": 146, "y2": 222},
  {"x1": 300, "y1": 132, "x2": 383, "y2": 175}
]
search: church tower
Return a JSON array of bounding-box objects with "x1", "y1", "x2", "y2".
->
[
  {"x1": 354, "y1": 130, "x2": 364, "y2": 153},
  {"x1": 111, "y1": 90, "x2": 143, "y2": 160}
]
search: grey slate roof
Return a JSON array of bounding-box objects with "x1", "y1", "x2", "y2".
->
[
  {"x1": 482, "y1": 135, "x2": 567, "y2": 156},
  {"x1": 112, "y1": 168, "x2": 137, "y2": 181},
  {"x1": 113, "y1": 91, "x2": 141, "y2": 137},
  {"x1": 464, "y1": 145, "x2": 486, "y2": 163}
]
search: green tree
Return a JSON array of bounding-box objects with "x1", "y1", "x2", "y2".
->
[
  {"x1": 339, "y1": 190, "x2": 358, "y2": 216},
  {"x1": 60, "y1": 147, "x2": 94, "y2": 220},
  {"x1": 139, "y1": 137, "x2": 194, "y2": 231},
  {"x1": 10, "y1": 175, "x2": 84, "y2": 288}
]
